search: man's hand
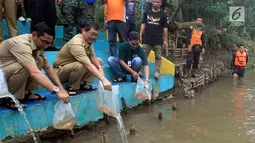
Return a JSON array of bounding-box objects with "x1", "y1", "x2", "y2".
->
[
  {"x1": 16, "y1": 0, "x2": 22, "y2": 5},
  {"x1": 104, "y1": 23, "x2": 108, "y2": 29},
  {"x1": 163, "y1": 41, "x2": 168, "y2": 49},
  {"x1": 102, "y1": 79, "x2": 112, "y2": 91},
  {"x1": 144, "y1": 79, "x2": 149, "y2": 88},
  {"x1": 140, "y1": 36, "x2": 143, "y2": 44},
  {"x1": 188, "y1": 45, "x2": 192, "y2": 52},
  {"x1": 135, "y1": 7, "x2": 139, "y2": 17},
  {"x1": 132, "y1": 71, "x2": 139, "y2": 80},
  {"x1": 202, "y1": 49, "x2": 205, "y2": 54},
  {"x1": 56, "y1": 0, "x2": 62, "y2": 5},
  {"x1": 56, "y1": 90, "x2": 70, "y2": 103}
]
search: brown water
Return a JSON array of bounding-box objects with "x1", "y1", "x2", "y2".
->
[
  {"x1": 53, "y1": 118, "x2": 76, "y2": 130},
  {"x1": 65, "y1": 70, "x2": 255, "y2": 143}
]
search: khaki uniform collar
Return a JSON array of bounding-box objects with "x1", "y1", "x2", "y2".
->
[
  {"x1": 78, "y1": 34, "x2": 91, "y2": 48},
  {"x1": 28, "y1": 34, "x2": 38, "y2": 51}
]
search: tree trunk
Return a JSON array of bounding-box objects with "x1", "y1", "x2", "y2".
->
[{"x1": 169, "y1": 0, "x2": 184, "y2": 23}]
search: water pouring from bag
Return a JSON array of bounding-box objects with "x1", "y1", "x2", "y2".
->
[{"x1": 0, "y1": 64, "x2": 38, "y2": 143}]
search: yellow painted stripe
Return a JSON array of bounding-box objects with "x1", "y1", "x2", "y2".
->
[
  {"x1": 139, "y1": 43, "x2": 175, "y2": 75},
  {"x1": 106, "y1": 30, "x2": 120, "y2": 41},
  {"x1": 147, "y1": 50, "x2": 175, "y2": 75}
]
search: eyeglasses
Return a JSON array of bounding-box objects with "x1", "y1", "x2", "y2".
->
[
  {"x1": 87, "y1": 31, "x2": 98, "y2": 38},
  {"x1": 152, "y1": 1, "x2": 160, "y2": 4},
  {"x1": 130, "y1": 42, "x2": 139, "y2": 47},
  {"x1": 39, "y1": 37, "x2": 52, "y2": 45}
]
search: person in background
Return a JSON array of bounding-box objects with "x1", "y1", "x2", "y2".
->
[
  {"x1": 60, "y1": 0, "x2": 88, "y2": 42},
  {"x1": 143, "y1": 0, "x2": 152, "y2": 14},
  {"x1": 30, "y1": 0, "x2": 61, "y2": 51},
  {"x1": 102, "y1": 0, "x2": 128, "y2": 57},
  {"x1": 87, "y1": 0, "x2": 96, "y2": 22},
  {"x1": 53, "y1": 21, "x2": 112, "y2": 96},
  {"x1": 17, "y1": 0, "x2": 31, "y2": 22},
  {"x1": 140, "y1": 0, "x2": 168, "y2": 80},
  {"x1": 126, "y1": 0, "x2": 139, "y2": 35},
  {"x1": 0, "y1": 0, "x2": 20, "y2": 43},
  {"x1": 103, "y1": 3, "x2": 108, "y2": 29},
  {"x1": 165, "y1": 2, "x2": 173, "y2": 24},
  {"x1": 107, "y1": 31, "x2": 149, "y2": 85},
  {"x1": 232, "y1": 44, "x2": 248, "y2": 79},
  {"x1": 0, "y1": 22, "x2": 70, "y2": 110},
  {"x1": 183, "y1": 17, "x2": 205, "y2": 78}
]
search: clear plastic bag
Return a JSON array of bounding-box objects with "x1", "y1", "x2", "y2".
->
[
  {"x1": 53, "y1": 102, "x2": 76, "y2": 130},
  {"x1": 96, "y1": 81, "x2": 120, "y2": 117},
  {"x1": 135, "y1": 77, "x2": 152, "y2": 100}
]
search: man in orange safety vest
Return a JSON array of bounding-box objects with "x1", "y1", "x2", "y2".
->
[
  {"x1": 232, "y1": 44, "x2": 248, "y2": 79},
  {"x1": 183, "y1": 17, "x2": 205, "y2": 78}
]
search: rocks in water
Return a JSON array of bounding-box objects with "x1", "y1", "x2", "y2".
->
[
  {"x1": 101, "y1": 130, "x2": 108, "y2": 143},
  {"x1": 184, "y1": 89, "x2": 195, "y2": 98},
  {"x1": 172, "y1": 102, "x2": 178, "y2": 110},
  {"x1": 158, "y1": 112, "x2": 163, "y2": 120},
  {"x1": 129, "y1": 125, "x2": 136, "y2": 134}
]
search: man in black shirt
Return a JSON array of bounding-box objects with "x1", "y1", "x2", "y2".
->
[{"x1": 140, "y1": 0, "x2": 168, "y2": 80}]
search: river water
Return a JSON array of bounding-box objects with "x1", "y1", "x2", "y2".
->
[{"x1": 63, "y1": 70, "x2": 255, "y2": 143}]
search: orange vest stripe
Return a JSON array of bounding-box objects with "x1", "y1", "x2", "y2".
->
[{"x1": 190, "y1": 26, "x2": 203, "y2": 48}]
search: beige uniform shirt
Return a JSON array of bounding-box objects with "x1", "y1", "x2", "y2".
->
[
  {"x1": 0, "y1": 34, "x2": 48, "y2": 68},
  {"x1": 53, "y1": 34, "x2": 96, "y2": 67}
]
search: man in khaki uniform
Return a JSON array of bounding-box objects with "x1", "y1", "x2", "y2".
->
[
  {"x1": 0, "y1": 0, "x2": 20, "y2": 42},
  {"x1": 54, "y1": 21, "x2": 112, "y2": 95},
  {"x1": 0, "y1": 22, "x2": 70, "y2": 110}
]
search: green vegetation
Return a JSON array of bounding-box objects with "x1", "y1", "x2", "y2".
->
[{"x1": 56, "y1": 0, "x2": 255, "y2": 50}]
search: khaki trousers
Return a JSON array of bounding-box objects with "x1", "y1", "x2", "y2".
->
[
  {"x1": 0, "y1": 0, "x2": 18, "y2": 42},
  {"x1": 143, "y1": 44, "x2": 162, "y2": 72},
  {"x1": 54, "y1": 59, "x2": 103, "y2": 89},
  {"x1": 3, "y1": 57, "x2": 44, "y2": 99}
]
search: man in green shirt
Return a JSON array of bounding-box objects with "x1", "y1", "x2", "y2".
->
[{"x1": 107, "y1": 31, "x2": 149, "y2": 86}]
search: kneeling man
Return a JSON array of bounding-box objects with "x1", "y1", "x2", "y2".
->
[
  {"x1": 53, "y1": 21, "x2": 112, "y2": 95},
  {"x1": 0, "y1": 22, "x2": 70, "y2": 110},
  {"x1": 107, "y1": 31, "x2": 149, "y2": 86}
]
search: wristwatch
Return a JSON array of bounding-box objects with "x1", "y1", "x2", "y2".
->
[{"x1": 52, "y1": 86, "x2": 60, "y2": 94}]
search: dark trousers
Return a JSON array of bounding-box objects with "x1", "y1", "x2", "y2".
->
[
  {"x1": 61, "y1": 0, "x2": 88, "y2": 41},
  {"x1": 107, "y1": 56, "x2": 142, "y2": 78},
  {"x1": 185, "y1": 45, "x2": 202, "y2": 70},
  {"x1": 233, "y1": 67, "x2": 246, "y2": 77},
  {"x1": 126, "y1": 19, "x2": 136, "y2": 35},
  {"x1": 30, "y1": 0, "x2": 57, "y2": 39},
  {"x1": 108, "y1": 20, "x2": 128, "y2": 57},
  {"x1": 17, "y1": 0, "x2": 31, "y2": 18}
]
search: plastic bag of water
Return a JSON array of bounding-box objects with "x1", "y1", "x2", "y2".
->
[
  {"x1": 96, "y1": 81, "x2": 120, "y2": 117},
  {"x1": 135, "y1": 77, "x2": 152, "y2": 100},
  {"x1": 53, "y1": 101, "x2": 76, "y2": 130},
  {"x1": 0, "y1": 68, "x2": 9, "y2": 94}
]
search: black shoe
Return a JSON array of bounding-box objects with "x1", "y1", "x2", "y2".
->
[
  {"x1": 183, "y1": 70, "x2": 191, "y2": 79},
  {"x1": 191, "y1": 69, "x2": 199, "y2": 78}
]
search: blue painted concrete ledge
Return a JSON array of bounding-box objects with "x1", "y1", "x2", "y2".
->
[{"x1": 0, "y1": 20, "x2": 175, "y2": 140}]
